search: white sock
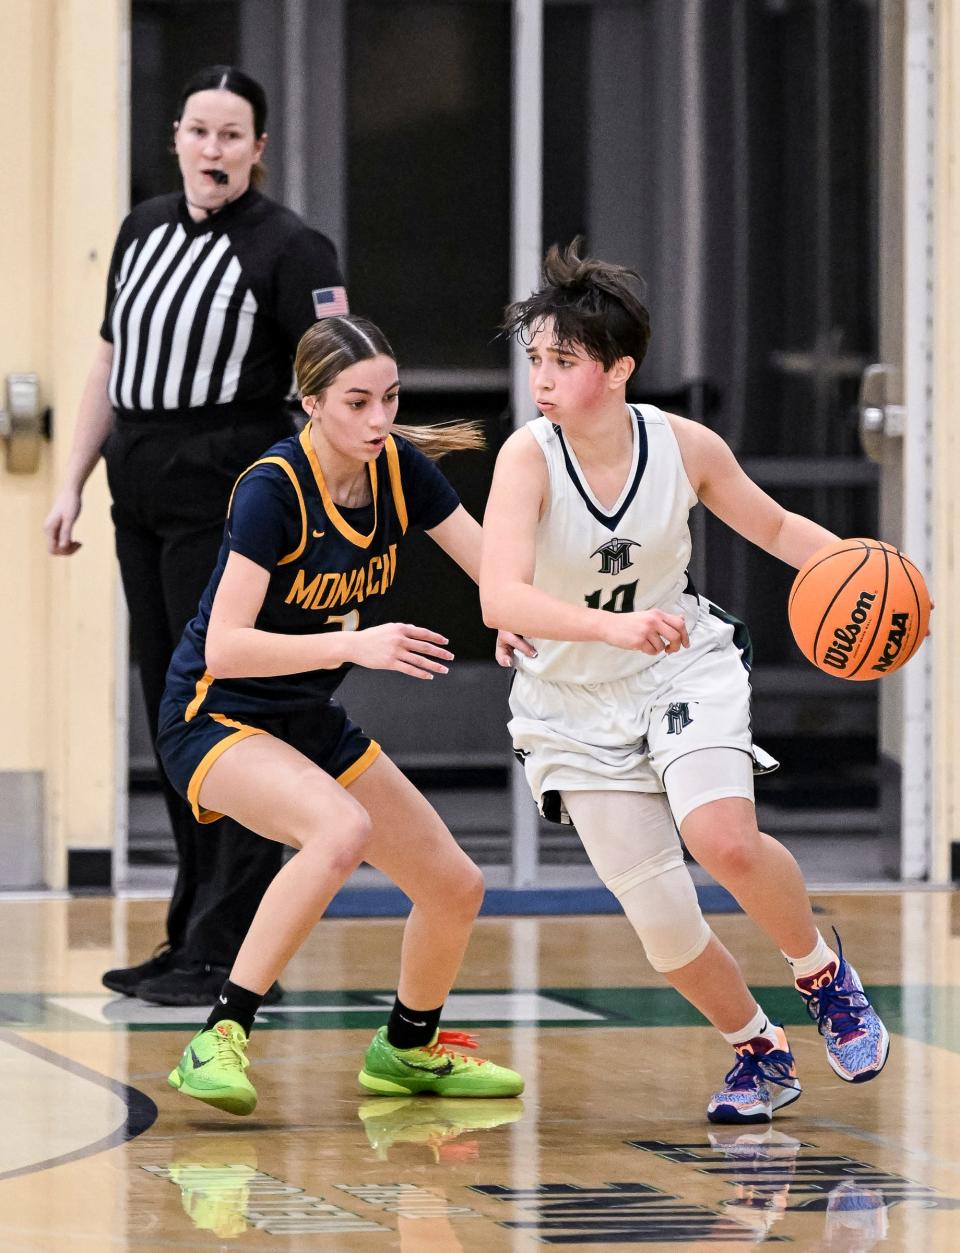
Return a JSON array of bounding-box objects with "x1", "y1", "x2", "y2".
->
[
  {"x1": 722, "y1": 1004, "x2": 780, "y2": 1050},
  {"x1": 783, "y1": 930, "x2": 838, "y2": 982}
]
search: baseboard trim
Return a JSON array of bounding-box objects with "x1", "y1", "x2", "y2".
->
[
  {"x1": 67, "y1": 849, "x2": 112, "y2": 892},
  {"x1": 0, "y1": 770, "x2": 44, "y2": 889}
]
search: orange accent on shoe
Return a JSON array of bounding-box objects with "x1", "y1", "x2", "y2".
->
[
  {"x1": 795, "y1": 963, "x2": 839, "y2": 994},
  {"x1": 439, "y1": 1141, "x2": 481, "y2": 1163},
  {"x1": 424, "y1": 1031, "x2": 486, "y2": 1066}
]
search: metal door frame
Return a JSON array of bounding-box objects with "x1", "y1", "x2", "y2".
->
[
  {"x1": 898, "y1": 0, "x2": 935, "y2": 879},
  {"x1": 509, "y1": 0, "x2": 544, "y2": 886},
  {"x1": 868, "y1": 0, "x2": 935, "y2": 880}
]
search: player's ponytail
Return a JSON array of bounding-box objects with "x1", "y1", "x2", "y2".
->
[
  {"x1": 391, "y1": 420, "x2": 485, "y2": 459},
  {"x1": 295, "y1": 316, "x2": 485, "y2": 461}
]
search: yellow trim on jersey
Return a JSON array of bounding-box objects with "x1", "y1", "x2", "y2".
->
[
  {"x1": 184, "y1": 671, "x2": 214, "y2": 722},
  {"x1": 384, "y1": 436, "x2": 408, "y2": 534},
  {"x1": 299, "y1": 424, "x2": 379, "y2": 549},
  {"x1": 227, "y1": 456, "x2": 308, "y2": 566},
  {"x1": 336, "y1": 740, "x2": 382, "y2": 788},
  {"x1": 186, "y1": 715, "x2": 267, "y2": 822}
]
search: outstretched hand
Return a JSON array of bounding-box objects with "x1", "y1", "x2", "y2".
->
[{"x1": 351, "y1": 623, "x2": 454, "y2": 680}]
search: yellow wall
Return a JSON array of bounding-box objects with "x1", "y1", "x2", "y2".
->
[
  {"x1": 934, "y1": 1, "x2": 960, "y2": 880},
  {"x1": 0, "y1": 0, "x2": 127, "y2": 887}
]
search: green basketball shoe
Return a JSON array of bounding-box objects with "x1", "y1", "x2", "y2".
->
[
  {"x1": 168, "y1": 1019, "x2": 257, "y2": 1116},
  {"x1": 358, "y1": 1028, "x2": 524, "y2": 1098},
  {"x1": 359, "y1": 1096, "x2": 525, "y2": 1162},
  {"x1": 168, "y1": 1145, "x2": 259, "y2": 1239}
]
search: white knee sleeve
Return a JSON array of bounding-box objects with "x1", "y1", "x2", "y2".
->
[
  {"x1": 562, "y1": 790, "x2": 712, "y2": 974},
  {"x1": 606, "y1": 847, "x2": 712, "y2": 972},
  {"x1": 663, "y1": 747, "x2": 755, "y2": 827}
]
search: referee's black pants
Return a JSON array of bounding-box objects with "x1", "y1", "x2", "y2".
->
[{"x1": 104, "y1": 415, "x2": 292, "y2": 967}]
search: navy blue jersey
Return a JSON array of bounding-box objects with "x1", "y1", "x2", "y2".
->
[{"x1": 164, "y1": 427, "x2": 460, "y2": 718}]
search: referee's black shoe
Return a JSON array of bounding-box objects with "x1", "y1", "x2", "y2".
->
[
  {"x1": 102, "y1": 945, "x2": 177, "y2": 997},
  {"x1": 136, "y1": 960, "x2": 284, "y2": 1008}
]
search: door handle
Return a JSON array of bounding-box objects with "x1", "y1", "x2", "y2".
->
[
  {"x1": 0, "y1": 373, "x2": 45, "y2": 474},
  {"x1": 858, "y1": 363, "x2": 904, "y2": 463}
]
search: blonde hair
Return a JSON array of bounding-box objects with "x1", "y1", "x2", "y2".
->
[
  {"x1": 295, "y1": 317, "x2": 486, "y2": 460},
  {"x1": 391, "y1": 420, "x2": 485, "y2": 458}
]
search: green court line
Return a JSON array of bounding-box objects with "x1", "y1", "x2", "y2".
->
[
  {"x1": 1, "y1": 986, "x2": 956, "y2": 1053},
  {"x1": 548, "y1": 985, "x2": 960, "y2": 1054}
]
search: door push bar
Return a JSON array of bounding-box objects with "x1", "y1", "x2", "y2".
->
[
  {"x1": 858, "y1": 362, "x2": 905, "y2": 463},
  {"x1": 0, "y1": 373, "x2": 46, "y2": 474}
]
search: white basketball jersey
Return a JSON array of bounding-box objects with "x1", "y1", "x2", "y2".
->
[{"x1": 515, "y1": 405, "x2": 700, "y2": 684}]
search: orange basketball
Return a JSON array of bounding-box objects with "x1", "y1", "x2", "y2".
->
[{"x1": 788, "y1": 538, "x2": 931, "y2": 680}]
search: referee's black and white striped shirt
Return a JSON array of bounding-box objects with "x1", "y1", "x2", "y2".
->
[{"x1": 100, "y1": 188, "x2": 342, "y2": 422}]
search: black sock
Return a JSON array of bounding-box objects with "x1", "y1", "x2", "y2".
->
[
  {"x1": 205, "y1": 979, "x2": 264, "y2": 1036},
  {"x1": 386, "y1": 997, "x2": 442, "y2": 1049}
]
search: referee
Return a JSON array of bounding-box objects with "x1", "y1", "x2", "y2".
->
[{"x1": 45, "y1": 66, "x2": 346, "y2": 1006}]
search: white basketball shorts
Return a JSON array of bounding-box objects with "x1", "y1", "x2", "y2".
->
[{"x1": 508, "y1": 598, "x2": 779, "y2": 824}]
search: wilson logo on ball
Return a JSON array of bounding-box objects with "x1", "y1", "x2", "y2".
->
[{"x1": 820, "y1": 590, "x2": 877, "y2": 671}]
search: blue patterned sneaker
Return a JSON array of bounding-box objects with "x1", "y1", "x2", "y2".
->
[
  {"x1": 794, "y1": 932, "x2": 889, "y2": 1084},
  {"x1": 823, "y1": 1181, "x2": 890, "y2": 1249},
  {"x1": 707, "y1": 1027, "x2": 802, "y2": 1125},
  {"x1": 707, "y1": 1128, "x2": 802, "y2": 1240}
]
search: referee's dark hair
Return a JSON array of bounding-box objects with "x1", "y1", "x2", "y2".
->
[{"x1": 176, "y1": 65, "x2": 268, "y2": 137}]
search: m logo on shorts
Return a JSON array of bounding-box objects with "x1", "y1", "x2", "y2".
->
[
  {"x1": 591, "y1": 537, "x2": 641, "y2": 576},
  {"x1": 664, "y1": 702, "x2": 693, "y2": 735}
]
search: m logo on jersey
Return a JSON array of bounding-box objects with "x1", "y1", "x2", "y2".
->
[
  {"x1": 664, "y1": 702, "x2": 694, "y2": 735},
  {"x1": 591, "y1": 537, "x2": 642, "y2": 576}
]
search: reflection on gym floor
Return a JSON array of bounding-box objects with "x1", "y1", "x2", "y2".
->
[{"x1": 1, "y1": 890, "x2": 958, "y2": 1250}]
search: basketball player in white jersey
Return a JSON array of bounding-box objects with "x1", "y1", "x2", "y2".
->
[{"x1": 480, "y1": 240, "x2": 889, "y2": 1123}]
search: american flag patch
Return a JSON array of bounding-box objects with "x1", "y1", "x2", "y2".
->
[{"x1": 312, "y1": 286, "x2": 350, "y2": 319}]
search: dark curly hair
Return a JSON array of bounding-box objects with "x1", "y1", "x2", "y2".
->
[{"x1": 502, "y1": 237, "x2": 651, "y2": 376}]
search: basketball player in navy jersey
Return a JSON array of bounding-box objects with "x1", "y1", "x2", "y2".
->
[
  {"x1": 161, "y1": 315, "x2": 526, "y2": 1114},
  {"x1": 480, "y1": 240, "x2": 888, "y2": 1124}
]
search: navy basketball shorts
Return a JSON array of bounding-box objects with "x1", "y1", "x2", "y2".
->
[{"x1": 157, "y1": 696, "x2": 379, "y2": 824}]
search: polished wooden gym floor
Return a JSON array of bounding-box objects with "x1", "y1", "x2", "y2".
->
[{"x1": 1, "y1": 890, "x2": 958, "y2": 1251}]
